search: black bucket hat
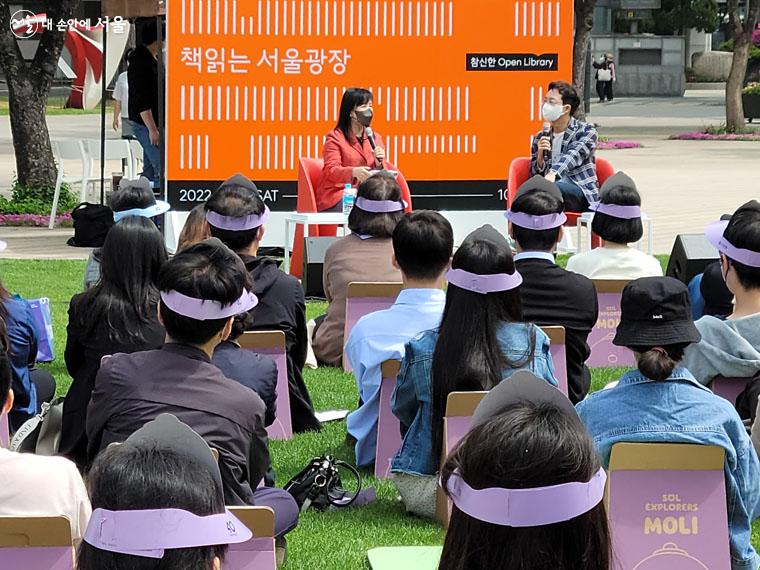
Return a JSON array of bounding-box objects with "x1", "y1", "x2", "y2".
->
[{"x1": 613, "y1": 277, "x2": 701, "y2": 348}]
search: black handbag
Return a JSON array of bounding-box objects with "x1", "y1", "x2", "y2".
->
[
  {"x1": 67, "y1": 203, "x2": 114, "y2": 247},
  {"x1": 284, "y1": 455, "x2": 364, "y2": 513}
]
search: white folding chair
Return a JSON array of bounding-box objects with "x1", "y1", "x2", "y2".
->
[
  {"x1": 85, "y1": 139, "x2": 134, "y2": 183},
  {"x1": 129, "y1": 139, "x2": 144, "y2": 178},
  {"x1": 49, "y1": 140, "x2": 96, "y2": 229}
]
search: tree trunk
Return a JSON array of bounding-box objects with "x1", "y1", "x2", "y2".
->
[
  {"x1": 726, "y1": 38, "x2": 751, "y2": 132},
  {"x1": 573, "y1": 0, "x2": 596, "y2": 120}
]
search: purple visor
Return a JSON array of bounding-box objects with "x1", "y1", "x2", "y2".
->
[
  {"x1": 205, "y1": 206, "x2": 271, "y2": 231},
  {"x1": 705, "y1": 220, "x2": 760, "y2": 268},
  {"x1": 354, "y1": 197, "x2": 407, "y2": 213},
  {"x1": 589, "y1": 202, "x2": 641, "y2": 219},
  {"x1": 445, "y1": 467, "x2": 607, "y2": 527},
  {"x1": 160, "y1": 289, "x2": 258, "y2": 320},
  {"x1": 83, "y1": 507, "x2": 252, "y2": 558},
  {"x1": 446, "y1": 268, "x2": 523, "y2": 294},
  {"x1": 505, "y1": 210, "x2": 567, "y2": 230}
]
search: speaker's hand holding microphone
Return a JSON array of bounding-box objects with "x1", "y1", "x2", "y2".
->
[
  {"x1": 365, "y1": 127, "x2": 385, "y2": 168},
  {"x1": 536, "y1": 122, "x2": 552, "y2": 169}
]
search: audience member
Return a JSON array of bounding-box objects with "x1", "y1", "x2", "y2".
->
[
  {"x1": 0, "y1": 278, "x2": 56, "y2": 431},
  {"x1": 86, "y1": 239, "x2": 299, "y2": 537},
  {"x1": 440, "y1": 372, "x2": 610, "y2": 570},
  {"x1": 531, "y1": 81, "x2": 598, "y2": 211},
  {"x1": 83, "y1": 177, "x2": 170, "y2": 289},
  {"x1": 390, "y1": 225, "x2": 557, "y2": 518},
  {"x1": 688, "y1": 261, "x2": 734, "y2": 320},
  {"x1": 576, "y1": 276, "x2": 760, "y2": 569},
  {"x1": 0, "y1": 350, "x2": 91, "y2": 543},
  {"x1": 683, "y1": 201, "x2": 760, "y2": 385},
  {"x1": 78, "y1": 414, "x2": 254, "y2": 569},
  {"x1": 566, "y1": 172, "x2": 662, "y2": 279},
  {"x1": 212, "y1": 310, "x2": 278, "y2": 428},
  {"x1": 61, "y1": 217, "x2": 167, "y2": 467},
  {"x1": 507, "y1": 176, "x2": 599, "y2": 402},
  {"x1": 111, "y1": 49, "x2": 135, "y2": 140},
  {"x1": 345, "y1": 211, "x2": 453, "y2": 467},
  {"x1": 313, "y1": 173, "x2": 404, "y2": 365},
  {"x1": 177, "y1": 203, "x2": 210, "y2": 252},
  {"x1": 206, "y1": 174, "x2": 319, "y2": 432}
]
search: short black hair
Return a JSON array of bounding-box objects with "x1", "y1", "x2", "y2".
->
[
  {"x1": 591, "y1": 185, "x2": 643, "y2": 244},
  {"x1": 140, "y1": 19, "x2": 159, "y2": 45},
  {"x1": 348, "y1": 173, "x2": 405, "y2": 238},
  {"x1": 206, "y1": 184, "x2": 266, "y2": 252},
  {"x1": 548, "y1": 81, "x2": 581, "y2": 116},
  {"x1": 510, "y1": 191, "x2": 564, "y2": 251},
  {"x1": 392, "y1": 211, "x2": 453, "y2": 280},
  {"x1": 77, "y1": 445, "x2": 226, "y2": 569},
  {"x1": 157, "y1": 239, "x2": 251, "y2": 345},
  {"x1": 229, "y1": 310, "x2": 255, "y2": 341},
  {"x1": 723, "y1": 200, "x2": 760, "y2": 290},
  {"x1": 109, "y1": 184, "x2": 155, "y2": 213}
]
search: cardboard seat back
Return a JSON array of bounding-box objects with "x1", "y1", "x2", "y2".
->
[
  {"x1": 588, "y1": 280, "x2": 635, "y2": 368},
  {"x1": 343, "y1": 282, "x2": 403, "y2": 372},
  {"x1": 238, "y1": 331, "x2": 292, "y2": 440},
  {"x1": 541, "y1": 325, "x2": 568, "y2": 397},
  {"x1": 607, "y1": 442, "x2": 731, "y2": 570},
  {"x1": 435, "y1": 391, "x2": 488, "y2": 527},
  {"x1": 0, "y1": 414, "x2": 8, "y2": 448},
  {"x1": 226, "y1": 506, "x2": 276, "y2": 570},
  {"x1": 374, "y1": 360, "x2": 402, "y2": 479},
  {"x1": 709, "y1": 376, "x2": 754, "y2": 406},
  {"x1": 0, "y1": 516, "x2": 73, "y2": 570}
]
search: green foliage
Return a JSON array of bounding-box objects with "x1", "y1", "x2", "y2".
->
[
  {"x1": 0, "y1": 181, "x2": 78, "y2": 214},
  {"x1": 685, "y1": 67, "x2": 726, "y2": 83},
  {"x1": 743, "y1": 82, "x2": 760, "y2": 95},
  {"x1": 719, "y1": 40, "x2": 760, "y2": 62},
  {"x1": 651, "y1": 0, "x2": 720, "y2": 35},
  {"x1": 704, "y1": 122, "x2": 757, "y2": 135}
]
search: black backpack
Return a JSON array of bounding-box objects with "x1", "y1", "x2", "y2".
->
[{"x1": 67, "y1": 203, "x2": 114, "y2": 248}]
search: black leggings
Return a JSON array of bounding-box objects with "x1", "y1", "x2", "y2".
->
[{"x1": 596, "y1": 80, "x2": 614, "y2": 102}]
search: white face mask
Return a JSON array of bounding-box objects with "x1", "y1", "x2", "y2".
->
[{"x1": 542, "y1": 102, "x2": 565, "y2": 123}]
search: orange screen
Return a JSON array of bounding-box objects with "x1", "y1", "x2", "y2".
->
[{"x1": 166, "y1": 0, "x2": 573, "y2": 210}]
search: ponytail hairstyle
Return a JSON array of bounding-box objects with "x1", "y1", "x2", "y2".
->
[{"x1": 633, "y1": 343, "x2": 690, "y2": 381}]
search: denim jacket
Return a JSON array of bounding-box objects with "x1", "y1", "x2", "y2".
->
[
  {"x1": 390, "y1": 323, "x2": 557, "y2": 476},
  {"x1": 576, "y1": 368, "x2": 760, "y2": 570}
]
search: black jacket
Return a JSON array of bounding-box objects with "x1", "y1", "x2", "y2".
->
[
  {"x1": 128, "y1": 44, "x2": 158, "y2": 125},
  {"x1": 212, "y1": 340, "x2": 278, "y2": 427},
  {"x1": 516, "y1": 257, "x2": 599, "y2": 403},
  {"x1": 86, "y1": 343, "x2": 270, "y2": 506},
  {"x1": 241, "y1": 255, "x2": 321, "y2": 433},
  {"x1": 61, "y1": 292, "x2": 165, "y2": 467}
]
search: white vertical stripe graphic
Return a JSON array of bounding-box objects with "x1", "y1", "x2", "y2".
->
[
  {"x1": 407, "y1": 1, "x2": 412, "y2": 36},
  {"x1": 432, "y1": 1, "x2": 437, "y2": 36},
  {"x1": 438, "y1": 86, "x2": 443, "y2": 121},
  {"x1": 189, "y1": 0, "x2": 194, "y2": 34},
  {"x1": 316, "y1": 0, "x2": 321, "y2": 35},
  {"x1": 398, "y1": 1, "x2": 403, "y2": 37},
  {"x1": 464, "y1": 136, "x2": 468, "y2": 153},
  {"x1": 188, "y1": 136, "x2": 193, "y2": 170},
  {"x1": 283, "y1": 0, "x2": 288, "y2": 35},
  {"x1": 181, "y1": 86, "x2": 186, "y2": 120},
  {"x1": 383, "y1": 1, "x2": 387, "y2": 36},
  {"x1": 539, "y1": 1, "x2": 544, "y2": 36},
  {"x1": 182, "y1": 0, "x2": 187, "y2": 33},
  {"x1": 456, "y1": 86, "x2": 461, "y2": 120},
  {"x1": 234, "y1": 86, "x2": 239, "y2": 121},
  {"x1": 196, "y1": 135, "x2": 201, "y2": 169},
  {"x1": 424, "y1": 1, "x2": 428, "y2": 36},
  {"x1": 253, "y1": 86, "x2": 257, "y2": 121},
  {"x1": 180, "y1": 134, "x2": 185, "y2": 169},
  {"x1": 547, "y1": 1, "x2": 552, "y2": 36},
  {"x1": 274, "y1": 0, "x2": 279, "y2": 34},
  {"x1": 465, "y1": 86, "x2": 470, "y2": 121},
  {"x1": 457, "y1": 135, "x2": 461, "y2": 153},
  {"x1": 531, "y1": 1, "x2": 535, "y2": 36},
  {"x1": 448, "y1": 135, "x2": 453, "y2": 153},
  {"x1": 209, "y1": 1, "x2": 213, "y2": 34},
  {"x1": 290, "y1": 135, "x2": 295, "y2": 170},
  {"x1": 439, "y1": 1, "x2": 444, "y2": 37},
  {"x1": 555, "y1": 1, "x2": 560, "y2": 33},
  {"x1": 357, "y1": 1, "x2": 361, "y2": 35},
  {"x1": 225, "y1": 86, "x2": 230, "y2": 121},
  {"x1": 333, "y1": 86, "x2": 338, "y2": 119},
  {"x1": 204, "y1": 135, "x2": 209, "y2": 169},
  {"x1": 410, "y1": 136, "x2": 414, "y2": 154},
  {"x1": 250, "y1": 136, "x2": 255, "y2": 169},
  {"x1": 367, "y1": 1, "x2": 372, "y2": 36},
  {"x1": 447, "y1": 86, "x2": 451, "y2": 121},
  {"x1": 522, "y1": 0, "x2": 527, "y2": 36},
  {"x1": 315, "y1": 87, "x2": 320, "y2": 121},
  {"x1": 433, "y1": 135, "x2": 437, "y2": 154},
  {"x1": 224, "y1": 0, "x2": 229, "y2": 34},
  {"x1": 261, "y1": 86, "x2": 266, "y2": 121},
  {"x1": 335, "y1": 1, "x2": 339, "y2": 36},
  {"x1": 391, "y1": 1, "x2": 396, "y2": 36},
  {"x1": 416, "y1": 1, "x2": 421, "y2": 36},
  {"x1": 306, "y1": 86, "x2": 311, "y2": 121},
  {"x1": 288, "y1": 87, "x2": 293, "y2": 120},
  {"x1": 199, "y1": 85, "x2": 204, "y2": 120},
  {"x1": 244, "y1": 86, "x2": 249, "y2": 121},
  {"x1": 232, "y1": 0, "x2": 237, "y2": 34},
  {"x1": 324, "y1": 86, "x2": 329, "y2": 120},
  {"x1": 249, "y1": 16, "x2": 254, "y2": 34},
  {"x1": 342, "y1": 1, "x2": 346, "y2": 35},
  {"x1": 421, "y1": 86, "x2": 426, "y2": 121},
  {"x1": 394, "y1": 86, "x2": 399, "y2": 121},
  {"x1": 530, "y1": 86, "x2": 535, "y2": 121},
  {"x1": 448, "y1": 0, "x2": 453, "y2": 35},
  {"x1": 298, "y1": 136, "x2": 303, "y2": 163},
  {"x1": 412, "y1": 86, "x2": 417, "y2": 121},
  {"x1": 324, "y1": 0, "x2": 328, "y2": 35},
  {"x1": 274, "y1": 133, "x2": 279, "y2": 170},
  {"x1": 374, "y1": 1, "x2": 379, "y2": 35},
  {"x1": 386, "y1": 86, "x2": 391, "y2": 121},
  {"x1": 217, "y1": 86, "x2": 222, "y2": 121},
  {"x1": 429, "y1": 86, "x2": 434, "y2": 122},
  {"x1": 270, "y1": 86, "x2": 275, "y2": 121},
  {"x1": 308, "y1": 0, "x2": 313, "y2": 35},
  {"x1": 472, "y1": 135, "x2": 477, "y2": 154},
  {"x1": 258, "y1": 0, "x2": 263, "y2": 34},
  {"x1": 207, "y1": 86, "x2": 212, "y2": 121},
  {"x1": 293, "y1": 0, "x2": 298, "y2": 35},
  {"x1": 258, "y1": 135, "x2": 263, "y2": 169},
  {"x1": 266, "y1": 135, "x2": 271, "y2": 169},
  {"x1": 300, "y1": 0, "x2": 305, "y2": 35},
  {"x1": 280, "y1": 86, "x2": 284, "y2": 121},
  {"x1": 514, "y1": 1, "x2": 519, "y2": 36},
  {"x1": 403, "y1": 86, "x2": 408, "y2": 121}
]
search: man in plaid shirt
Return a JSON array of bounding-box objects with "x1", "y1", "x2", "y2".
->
[{"x1": 531, "y1": 81, "x2": 599, "y2": 212}]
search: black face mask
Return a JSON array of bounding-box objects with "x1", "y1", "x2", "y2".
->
[{"x1": 354, "y1": 108, "x2": 373, "y2": 127}]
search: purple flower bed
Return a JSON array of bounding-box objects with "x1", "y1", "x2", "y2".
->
[
  {"x1": 0, "y1": 213, "x2": 73, "y2": 227},
  {"x1": 597, "y1": 140, "x2": 643, "y2": 150},
  {"x1": 669, "y1": 131, "x2": 760, "y2": 141}
]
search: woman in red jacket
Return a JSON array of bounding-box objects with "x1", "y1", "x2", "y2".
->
[{"x1": 315, "y1": 88, "x2": 389, "y2": 212}]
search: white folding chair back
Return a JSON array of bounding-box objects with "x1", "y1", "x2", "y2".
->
[
  {"x1": 129, "y1": 139, "x2": 144, "y2": 178},
  {"x1": 49, "y1": 140, "x2": 91, "y2": 229},
  {"x1": 85, "y1": 139, "x2": 134, "y2": 179}
]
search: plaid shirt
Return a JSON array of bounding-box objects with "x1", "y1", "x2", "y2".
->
[{"x1": 531, "y1": 117, "x2": 599, "y2": 203}]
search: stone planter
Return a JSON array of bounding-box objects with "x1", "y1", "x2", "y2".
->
[{"x1": 744, "y1": 93, "x2": 760, "y2": 122}]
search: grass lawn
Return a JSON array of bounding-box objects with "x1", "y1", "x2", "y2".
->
[
  {"x1": 3, "y1": 258, "x2": 759, "y2": 568},
  {"x1": 0, "y1": 96, "x2": 112, "y2": 117}
]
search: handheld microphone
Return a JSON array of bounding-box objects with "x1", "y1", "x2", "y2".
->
[
  {"x1": 541, "y1": 122, "x2": 552, "y2": 164},
  {"x1": 365, "y1": 127, "x2": 382, "y2": 167}
]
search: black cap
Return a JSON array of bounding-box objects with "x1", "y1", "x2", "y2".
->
[
  {"x1": 471, "y1": 371, "x2": 578, "y2": 429},
  {"x1": 218, "y1": 173, "x2": 259, "y2": 193},
  {"x1": 514, "y1": 175, "x2": 563, "y2": 203},
  {"x1": 599, "y1": 171, "x2": 636, "y2": 198},
  {"x1": 613, "y1": 277, "x2": 701, "y2": 348},
  {"x1": 124, "y1": 414, "x2": 223, "y2": 495},
  {"x1": 461, "y1": 224, "x2": 511, "y2": 252}
]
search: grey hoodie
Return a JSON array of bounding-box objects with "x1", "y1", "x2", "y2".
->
[{"x1": 683, "y1": 313, "x2": 760, "y2": 385}]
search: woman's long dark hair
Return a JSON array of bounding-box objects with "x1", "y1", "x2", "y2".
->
[
  {"x1": 77, "y1": 216, "x2": 168, "y2": 344},
  {"x1": 336, "y1": 87, "x2": 372, "y2": 140},
  {"x1": 0, "y1": 279, "x2": 11, "y2": 321},
  {"x1": 440, "y1": 403, "x2": 611, "y2": 570},
  {"x1": 431, "y1": 232, "x2": 532, "y2": 460}
]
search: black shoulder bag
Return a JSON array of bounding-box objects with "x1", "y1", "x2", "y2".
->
[{"x1": 284, "y1": 455, "x2": 367, "y2": 513}]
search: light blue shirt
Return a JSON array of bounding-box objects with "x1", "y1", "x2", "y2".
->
[{"x1": 345, "y1": 288, "x2": 446, "y2": 467}]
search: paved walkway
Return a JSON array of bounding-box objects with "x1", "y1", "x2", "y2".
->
[{"x1": 0, "y1": 91, "x2": 758, "y2": 257}]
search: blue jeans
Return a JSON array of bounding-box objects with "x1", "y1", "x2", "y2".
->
[
  {"x1": 556, "y1": 179, "x2": 590, "y2": 212},
  {"x1": 133, "y1": 122, "x2": 161, "y2": 187}
]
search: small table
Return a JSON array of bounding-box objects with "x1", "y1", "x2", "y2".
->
[
  {"x1": 284, "y1": 212, "x2": 350, "y2": 273},
  {"x1": 576, "y1": 211, "x2": 653, "y2": 255}
]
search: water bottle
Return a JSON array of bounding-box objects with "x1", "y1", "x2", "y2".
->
[{"x1": 342, "y1": 183, "x2": 356, "y2": 215}]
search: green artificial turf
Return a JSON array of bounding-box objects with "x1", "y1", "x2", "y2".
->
[{"x1": 2, "y1": 258, "x2": 758, "y2": 568}]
